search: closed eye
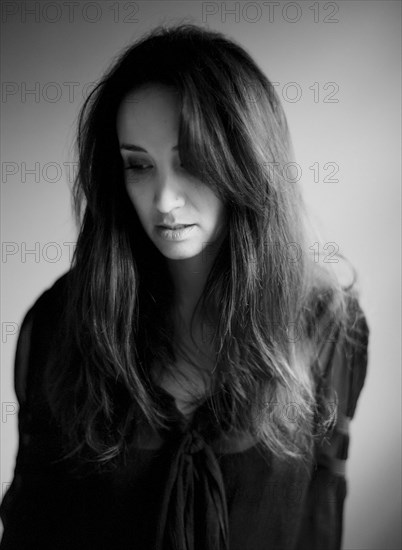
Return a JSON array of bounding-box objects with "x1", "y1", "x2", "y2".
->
[
  {"x1": 125, "y1": 163, "x2": 152, "y2": 172},
  {"x1": 125, "y1": 162, "x2": 187, "y2": 172}
]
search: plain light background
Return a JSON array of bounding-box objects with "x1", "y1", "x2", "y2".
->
[{"x1": 1, "y1": 1, "x2": 400, "y2": 548}]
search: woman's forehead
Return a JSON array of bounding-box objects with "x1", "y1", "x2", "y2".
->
[
  {"x1": 116, "y1": 85, "x2": 181, "y2": 147},
  {"x1": 121, "y1": 83, "x2": 179, "y2": 106}
]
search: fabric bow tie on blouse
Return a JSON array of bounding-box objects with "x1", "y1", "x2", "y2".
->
[{"x1": 151, "y1": 387, "x2": 230, "y2": 550}]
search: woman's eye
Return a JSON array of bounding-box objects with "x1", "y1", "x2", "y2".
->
[
  {"x1": 125, "y1": 163, "x2": 152, "y2": 172},
  {"x1": 123, "y1": 160, "x2": 187, "y2": 173}
]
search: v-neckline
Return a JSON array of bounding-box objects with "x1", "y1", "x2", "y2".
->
[
  {"x1": 151, "y1": 382, "x2": 262, "y2": 456},
  {"x1": 152, "y1": 380, "x2": 224, "y2": 432}
]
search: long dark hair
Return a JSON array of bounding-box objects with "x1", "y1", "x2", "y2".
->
[{"x1": 44, "y1": 23, "x2": 364, "y2": 472}]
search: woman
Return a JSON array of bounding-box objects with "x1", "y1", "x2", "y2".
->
[{"x1": 0, "y1": 23, "x2": 369, "y2": 550}]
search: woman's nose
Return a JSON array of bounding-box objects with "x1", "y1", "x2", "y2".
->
[{"x1": 153, "y1": 170, "x2": 185, "y2": 213}]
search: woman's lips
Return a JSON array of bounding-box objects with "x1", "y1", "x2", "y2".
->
[{"x1": 155, "y1": 224, "x2": 196, "y2": 241}]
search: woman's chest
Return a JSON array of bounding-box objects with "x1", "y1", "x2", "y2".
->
[{"x1": 151, "y1": 322, "x2": 218, "y2": 419}]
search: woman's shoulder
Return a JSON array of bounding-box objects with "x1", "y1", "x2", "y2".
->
[
  {"x1": 14, "y1": 270, "x2": 73, "y2": 404},
  {"x1": 307, "y1": 280, "x2": 369, "y2": 352},
  {"x1": 17, "y1": 269, "x2": 73, "y2": 348},
  {"x1": 25, "y1": 269, "x2": 72, "y2": 320}
]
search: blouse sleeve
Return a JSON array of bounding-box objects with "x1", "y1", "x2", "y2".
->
[
  {"x1": 0, "y1": 303, "x2": 37, "y2": 545},
  {"x1": 295, "y1": 293, "x2": 370, "y2": 550},
  {"x1": 0, "y1": 277, "x2": 70, "y2": 549}
]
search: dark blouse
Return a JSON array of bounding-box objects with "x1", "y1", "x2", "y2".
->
[{"x1": 0, "y1": 273, "x2": 369, "y2": 550}]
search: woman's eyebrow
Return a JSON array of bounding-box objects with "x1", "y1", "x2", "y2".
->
[{"x1": 120, "y1": 144, "x2": 179, "y2": 152}]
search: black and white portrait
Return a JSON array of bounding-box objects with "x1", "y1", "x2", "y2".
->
[{"x1": 1, "y1": 2, "x2": 399, "y2": 549}]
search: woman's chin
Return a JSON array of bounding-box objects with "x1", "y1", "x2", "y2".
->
[{"x1": 155, "y1": 242, "x2": 203, "y2": 261}]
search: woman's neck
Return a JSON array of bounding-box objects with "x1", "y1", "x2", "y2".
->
[
  {"x1": 166, "y1": 246, "x2": 219, "y2": 322},
  {"x1": 167, "y1": 258, "x2": 205, "y2": 318}
]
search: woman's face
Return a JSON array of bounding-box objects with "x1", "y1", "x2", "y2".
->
[{"x1": 116, "y1": 84, "x2": 227, "y2": 261}]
